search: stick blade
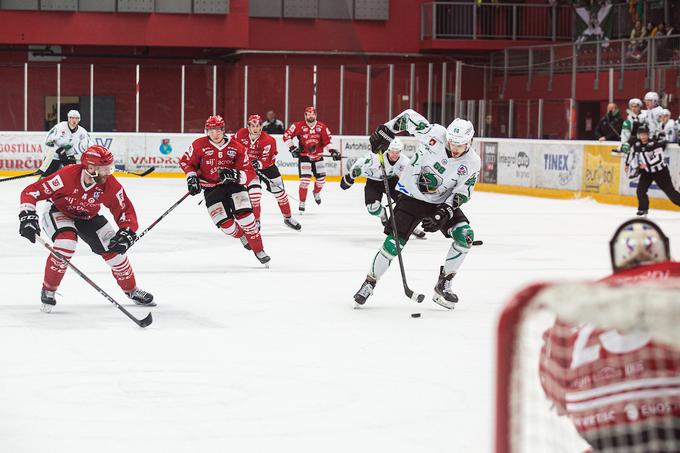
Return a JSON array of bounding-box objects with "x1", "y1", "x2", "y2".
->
[
  {"x1": 405, "y1": 288, "x2": 425, "y2": 303},
  {"x1": 138, "y1": 166, "x2": 156, "y2": 177},
  {"x1": 137, "y1": 312, "x2": 153, "y2": 328}
]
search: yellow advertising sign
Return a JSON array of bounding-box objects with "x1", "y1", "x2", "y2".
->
[{"x1": 582, "y1": 145, "x2": 620, "y2": 194}]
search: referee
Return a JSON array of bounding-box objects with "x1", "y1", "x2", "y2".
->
[{"x1": 629, "y1": 124, "x2": 680, "y2": 216}]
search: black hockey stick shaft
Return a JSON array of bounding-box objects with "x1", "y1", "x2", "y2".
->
[
  {"x1": 134, "y1": 191, "x2": 191, "y2": 244},
  {"x1": 35, "y1": 236, "x2": 152, "y2": 328},
  {"x1": 378, "y1": 150, "x2": 425, "y2": 303},
  {"x1": 254, "y1": 168, "x2": 300, "y2": 203},
  {"x1": 120, "y1": 166, "x2": 156, "y2": 177},
  {"x1": 0, "y1": 170, "x2": 42, "y2": 182}
]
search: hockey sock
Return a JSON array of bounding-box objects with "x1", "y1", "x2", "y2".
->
[
  {"x1": 102, "y1": 251, "x2": 137, "y2": 293},
  {"x1": 368, "y1": 234, "x2": 406, "y2": 280},
  {"x1": 249, "y1": 186, "x2": 262, "y2": 220},
  {"x1": 235, "y1": 212, "x2": 263, "y2": 253},
  {"x1": 443, "y1": 223, "x2": 473, "y2": 274},
  {"x1": 274, "y1": 190, "x2": 292, "y2": 217},
  {"x1": 43, "y1": 230, "x2": 77, "y2": 291},
  {"x1": 299, "y1": 176, "x2": 311, "y2": 202},
  {"x1": 313, "y1": 176, "x2": 326, "y2": 194}
]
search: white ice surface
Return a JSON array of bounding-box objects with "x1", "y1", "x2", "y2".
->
[{"x1": 1, "y1": 177, "x2": 679, "y2": 453}]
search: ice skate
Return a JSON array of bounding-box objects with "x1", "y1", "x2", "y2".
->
[
  {"x1": 636, "y1": 210, "x2": 648, "y2": 217},
  {"x1": 41, "y1": 287, "x2": 56, "y2": 313},
  {"x1": 255, "y1": 250, "x2": 271, "y2": 267},
  {"x1": 284, "y1": 216, "x2": 302, "y2": 231},
  {"x1": 353, "y1": 276, "x2": 376, "y2": 308},
  {"x1": 126, "y1": 287, "x2": 156, "y2": 307},
  {"x1": 432, "y1": 266, "x2": 458, "y2": 309},
  {"x1": 239, "y1": 235, "x2": 251, "y2": 250},
  {"x1": 299, "y1": 201, "x2": 306, "y2": 213},
  {"x1": 313, "y1": 192, "x2": 322, "y2": 205}
]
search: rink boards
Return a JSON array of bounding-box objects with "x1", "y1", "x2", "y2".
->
[{"x1": 1, "y1": 132, "x2": 679, "y2": 210}]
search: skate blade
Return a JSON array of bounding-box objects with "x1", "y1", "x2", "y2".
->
[
  {"x1": 432, "y1": 294, "x2": 456, "y2": 310},
  {"x1": 41, "y1": 303, "x2": 53, "y2": 313}
]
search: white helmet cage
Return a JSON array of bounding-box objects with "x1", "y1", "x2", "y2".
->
[{"x1": 609, "y1": 218, "x2": 670, "y2": 272}]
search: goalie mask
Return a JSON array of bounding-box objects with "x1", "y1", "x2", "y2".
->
[{"x1": 610, "y1": 218, "x2": 670, "y2": 272}]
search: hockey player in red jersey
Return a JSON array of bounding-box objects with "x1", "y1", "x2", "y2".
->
[
  {"x1": 539, "y1": 218, "x2": 680, "y2": 452},
  {"x1": 282, "y1": 106, "x2": 339, "y2": 212},
  {"x1": 234, "y1": 114, "x2": 301, "y2": 231},
  {"x1": 180, "y1": 115, "x2": 270, "y2": 265},
  {"x1": 18, "y1": 145, "x2": 155, "y2": 313}
]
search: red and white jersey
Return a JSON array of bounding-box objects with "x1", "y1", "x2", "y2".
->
[
  {"x1": 234, "y1": 129, "x2": 278, "y2": 169},
  {"x1": 20, "y1": 164, "x2": 138, "y2": 231},
  {"x1": 282, "y1": 120, "x2": 332, "y2": 161},
  {"x1": 540, "y1": 261, "x2": 680, "y2": 450},
  {"x1": 179, "y1": 135, "x2": 256, "y2": 188}
]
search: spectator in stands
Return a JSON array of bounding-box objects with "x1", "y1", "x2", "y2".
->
[
  {"x1": 595, "y1": 103, "x2": 623, "y2": 141},
  {"x1": 628, "y1": 20, "x2": 646, "y2": 58},
  {"x1": 262, "y1": 111, "x2": 285, "y2": 135}
]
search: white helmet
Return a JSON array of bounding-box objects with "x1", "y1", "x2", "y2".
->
[
  {"x1": 643, "y1": 92, "x2": 659, "y2": 105},
  {"x1": 628, "y1": 98, "x2": 642, "y2": 108},
  {"x1": 660, "y1": 108, "x2": 671, "y2": 117},
  {"x1": 67, "y1": 110, "x2": 81, "y2": 119},
  {"x1": 446, "y1": 118, "x2": 475, "y2": 148},
  {"x1": 609, "y1": 218, "x2": 670, "y2": 272},
  {"x1": 388, "y1": 137, "x2": 404, "y2": 153}
]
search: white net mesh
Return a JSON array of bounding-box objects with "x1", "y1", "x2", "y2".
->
[{"x1": 496, "y1": 278, "x2": 680, "y2": 453}]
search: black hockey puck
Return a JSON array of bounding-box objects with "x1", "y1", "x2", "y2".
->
[{"x1": 411, "y1": 313, "x2": 421, "y2": 318}]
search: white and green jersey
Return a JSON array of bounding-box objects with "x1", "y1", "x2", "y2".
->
[
  {"x1": 661, "y1": 119, "x2": 677, "y2": 143},
  {"x1": 44, "y1": 121, "x2": 91, "y2": 161},
  {"x1": 620, "y1": 111, "x2": 642, "y2": 152},
  {"x1": 643, "y1": 106, "x2": 664, "y2": 136},
  {"x1": 385, "y1": 109, "x2": 481, "y2": 206},
  {"x1": 349, "y1": 152, "x2": 409, "y2": 181}
]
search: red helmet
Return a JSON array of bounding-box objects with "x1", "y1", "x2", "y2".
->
[
  {"x1": 205, "y1": 115, "x2": 225, "y2": 130},
  {"x1": 248, "y1": 114, "x2": 262, "y2": 125},
  {"x1": 81, "y1": 145, "x2": 114, "y2": 167},
  {"x1": 304, "y1": 106, "x2": 316, "y2": 115}
]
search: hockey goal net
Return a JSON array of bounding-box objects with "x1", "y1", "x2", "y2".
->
[{"x1": 496, "y1": 278, "x2": 680, "y2": 453}]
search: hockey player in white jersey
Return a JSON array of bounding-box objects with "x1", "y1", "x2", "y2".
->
[
  {"x1": 353, "y1": 110, "x2": 480, "y2": 309},
  {"x1": 40, "y1": 110, "x2": 92, "y2": 178},
  {"x1": 642, "y1": 91, "x2": 664, "y2": 137},
  {"x1": 341, "y1": 138, "x2": 426, "y2": 238},
  {"x1": 659, "y1": 109, "x2": 677, "y2": 143},
  {"x1": 617, "y1": 98, "x2": 643, "y2": 155}
]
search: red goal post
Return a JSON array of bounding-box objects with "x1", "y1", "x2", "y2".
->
[{"x1": 495, "y1": 279, "x2": 680, "y2": 453}]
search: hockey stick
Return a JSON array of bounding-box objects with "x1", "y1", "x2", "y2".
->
[
  {"x1": 35, "y1": 236, "x2": 153, "y2": 328},
  {"x1": 378, "y1": 149, "x2": 425, "y2": 303},
  {"x1": 134, "y1": 191, "x2": 191, "y2": 245},
  {"x1": 0, "y1": 170, "x2": 42, "y2": 183},
  {"x1": 254, "y1": 168, "x2": 300, "y2": 203},
  {"x1": 119, "y1": 166, "x2": 156, "y2": 177}
]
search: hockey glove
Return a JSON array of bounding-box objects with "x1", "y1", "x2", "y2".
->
[
  {"x1": 251, "y1": 160, "x2": 260, "y2": 170},
  {"x1": 340, "y1": 174, "x2": 355, "y2": 190},
  {"x1": 219, "y1": 168, "x2": 240, "y2": 184},
  {"x1": 108, "y1": 227, "x2": 137, "y2": 254},
  {"x1": 56, "y1": 147, "x2": 77, "y2": 166},
  {"x1": 421, "y1": 204, "x2": 455, "y2": 233},
  {"x1": 369, "y1": 125, "x2": 395, "y2": 154},
  {"x1": 19, "y1": 210, "x2": 40, "y2": 244},
  {"x1": 329, "y1": 149, "x2": 342, "y2": 161},
  {"x1": 289, "y1": 146, "x2": 301, "y2": 158},
  {"x1": 187, "y1": 174, "x2": 201, "y2": 196}
]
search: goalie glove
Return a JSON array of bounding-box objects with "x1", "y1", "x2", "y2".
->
[
  {"x1": 421, "y1": 203, "x2": 455, "y2": 233},
  {"x1": 369, "y1": 125, "x2": 395, "y2": 154}
]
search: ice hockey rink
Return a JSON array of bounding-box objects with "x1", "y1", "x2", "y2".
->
[{"x1": 1, "y1": 177, "x2": 680, "y2": 453}]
